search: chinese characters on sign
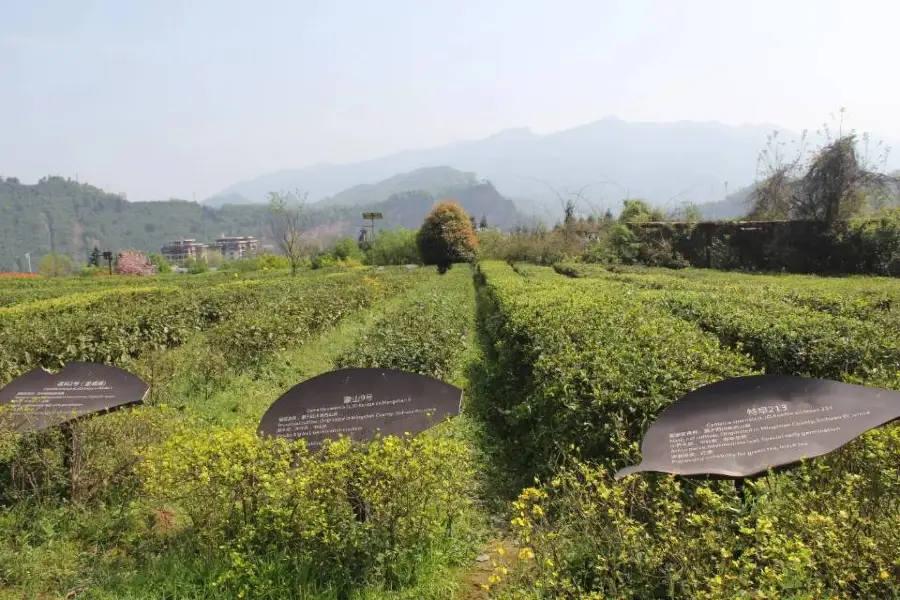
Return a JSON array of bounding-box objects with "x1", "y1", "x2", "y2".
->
[
  {"x1": 257, "y1": 368, "x2": 463, "y2": 450},
  {"x1": 615, "y1": 375, "x2": 900, "y2": 480},
  {"x1": 0, "y1": 362, "x2": 148, "y2": 433}
]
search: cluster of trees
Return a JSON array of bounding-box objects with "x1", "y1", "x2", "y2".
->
[
  {"x1": 744, "y1": 111, "x2": 899, "y2": 225},
  {"x1": 38, "y1": 248, "x2": 162, "y2": 278},
  {"x1": 269, "y1": 190, "x2": 480, "y2": 273}
]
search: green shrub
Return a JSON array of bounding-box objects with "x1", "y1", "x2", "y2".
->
[
  {"x1": 0, "y1": 405, "x2": 187, "y2": 504},
  {"x1": 184, "y1": 257, "x2": 209, "y2": 274},
  {"x1": 138, "y1": 426, "x2": 476, "y2": 595},
  {"x1": 473, "y1": 262, "x2": 756, "y2": 483},
  {"x1": 38, "y1": 253, "x2": 74, "y2": 277},
  {"x1": 330, "y1": 237, "x2": 365, "y2": 262},
  {"x1": 148, "y1": 253, "x2": 172, "y2": 273},
  {"x1": 497, "y1": 427, "x2": 900, "y2": 599},
  {"x1": 78, "y1": 265, "x2": 105, "y2": 278},
  {"x1": 335, "y1": 266, "x2": 473, "y2": 380},
  {"x1": 256, "y1": 253, "x2": 292, "y2": 271},
  {"x1": 367, "y1": 227, "x2": 422, "y2": 266}
]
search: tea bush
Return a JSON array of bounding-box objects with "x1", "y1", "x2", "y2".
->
[
  {"x1": 138, "y1": 426, "x2": 477, "y2": 595},
  {"x1": 0, "y1": 269, "x2": 423, "y2": 384},
  {"x1": 496, "y1": 426, "x2": 899, "y2": 599},
  {"x1": 0, "y1": 405, "x2": 188, "y2": 504},
  {"x1": 475, "y1": 261, "x2": 900, "y2": 599},
  {"x1": 335, "y1": 266, "x2": 473, "y2": 380},
  {"x1": 473, "y1": 261, "x2": 756, "y2": 481}
]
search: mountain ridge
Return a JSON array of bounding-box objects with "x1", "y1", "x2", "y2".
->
[
  {"x1": 206, "y1": 118, "x2": 798, "y2": 211},
  {"x1": 207, "y1": 117, "x2": 900, "y2": 219}
]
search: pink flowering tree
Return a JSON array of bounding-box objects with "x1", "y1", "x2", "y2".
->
[{"x1": 115, "y1": 250, "x2": 157, "y2": 276}]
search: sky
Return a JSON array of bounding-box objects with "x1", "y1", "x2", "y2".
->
[{"x1": 2, "y1": 0, "x2": 898, "y2": 201}]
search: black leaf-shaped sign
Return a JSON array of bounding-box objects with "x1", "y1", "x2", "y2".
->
[
  {"x1": 0, "y1": 362, "x2": 149, "y2": 433},
  {"x1": 615, "y1": 375, "x2": 900, "y2": 480},
  {"x1": 257, "y1": 368, "x2": 463, "y2": 450}
]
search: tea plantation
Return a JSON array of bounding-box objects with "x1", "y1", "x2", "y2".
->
[{"x1": 0, "y1": 263, "x2": 897, "y2": 598}]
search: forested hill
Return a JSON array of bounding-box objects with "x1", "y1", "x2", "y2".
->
[{"x1": 0, "y1": 175, "x2": 521, "y2": 271}]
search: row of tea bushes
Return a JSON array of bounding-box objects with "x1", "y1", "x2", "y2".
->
[
  {"x1": 0, "y1": 265, "x2": 296, "y2": 308},
  {"x1": 0, "y1": 270, "x2": 422, "y2": 384},
  {"x1": 473, "y1": 261, "x2": 756, "y2": 479},
  {"x1": 334, "y1": 266, "x2": 475, "y2": 382},
  {"x1": 477, "y1": 262, "x2": 899, "y2": 598},
  {"x1": 555, "y1": 261, "x2": 900, "y2": 333},
  {"x1": 659, "y1": 289, "x2": 900, "y2": 389},
  {"x1": 0, "y1": 267, "x2": 479, "y2": 598},
  {"x1": 132, "y1": 268, "x2": 479, "y2": 597}
]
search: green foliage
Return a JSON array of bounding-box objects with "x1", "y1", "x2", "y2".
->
[
  {"x1": 184, "y1": 257, "x2": 209, "y2": 274},
  {"x1": 498, "y1": 435, "x2": 899, "y2": 599},
  {"x1": 206, "y1": 274, "x2": 391, "y2": 372},
  {"x1": 0, "y1": 271, "x2": 418, "y2": 384},
  {"x1": 220, "y1": 252, "x2": 294, "y2": 273},
  {"x1": 38, "y1": 253, "x2": 74, "y2": 277},
  {"x1": 473, "y1": 261, "x2": 755, "y2": 483},
  {"x1": 138, "y1": 422, "x2": 475, "y2": 595},
  {"x1": 417, "y1": 201, "x2": 478, "y2": 272},
  {"x1": 311, "y1": 237, "x2": 366, "y2": 270},
  {"x1": 256, "y1": 253, "x2": 292, "y2": 270},
  {"x1": 619, "y1": 198, "x2": 664, "y2": 223},
  {"x1": 205, "y1": 250, "x2": 224, "y2": 269},
  {"x1": 331, "y1": 237, "x2": 365, "y2": 262},
  {"x1": 366, "y1": 228, "x2": 421, "y2": 266},
  {"x1": 78, "y1": 265, "x2": 105, "y2": 278},
  {"x1": 476, "y1": 262, "x2": 900, "y2": 598},
  {"x1": 475, "y1": 230, "x2": 507, "y2": 261},
  {"x1": 148, "y1": 253, "x2": 171, "y2": 273},
  {"x1": 840, "y1": 208, "x2": 900, "y2": 275},
  {"x1": 502, "y1": 228, "x2": 583, "y2": 266},
  {"x1": 336, "y1": 266, "x2": 473, "y2": 380}
]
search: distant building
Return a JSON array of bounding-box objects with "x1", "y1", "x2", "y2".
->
[
  {"x1": 214, "y1": 236, "x2": 259, "y2": 261},
  {"x1": 161, "y1": 239, "x2": 208, "y2": 263}
]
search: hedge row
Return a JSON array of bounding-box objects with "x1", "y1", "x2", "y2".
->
[
  {"x1": 477, "y1": 262, "x2": 900, "y2": 598},
  {"x1": 473, "y1": 261, "x2": 756, "y2": 478},
  {"x1": 0, "y1": 267, "x2": 478, "y2": 597},
  {"x1": 335, "y1": 265, "x2": 475, "y2": 382},
  {"x1": 556, "y1": 262, "x2": 900, "y2": 329},
  {"x1": 0, "y1": 270, "x2": 424, "y2": 384},
  {"x1": 659, "y1": 290, "x2": 900, "y2": 389}
]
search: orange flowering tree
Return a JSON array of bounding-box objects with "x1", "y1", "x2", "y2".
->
[{"x1": 416, "y1": 200, "x2": 478, "y2": 273}]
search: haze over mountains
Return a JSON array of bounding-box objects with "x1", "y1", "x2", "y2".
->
[
  {"x1": 5, "y1": 116, "x2": 900, "y2": 271},
  {"x1": 206, "y1": 117, "x2": 900, "y2": 219}
]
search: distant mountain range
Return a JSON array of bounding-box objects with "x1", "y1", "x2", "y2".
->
[
  {"x1": 0, "y1": 170, "x2": 522, "y2": 271},
  {"x1": 206, "y1": 117, "x2": 900, "y2": 221}
]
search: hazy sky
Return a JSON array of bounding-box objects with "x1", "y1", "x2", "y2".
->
[{"x1": 2, "y1": 0, "x2": 898, "y2": 201}]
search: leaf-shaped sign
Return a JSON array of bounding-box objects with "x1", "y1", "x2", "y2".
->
[
  {"x1": 257, "y1": 368, "x2": 462, "y2": 450},
  {"x1": 615, "y1": 375, "x2": 900, "y2": 480},
  {"x1": 0, "y1": 362, "x2": 149, "y2": 433}
]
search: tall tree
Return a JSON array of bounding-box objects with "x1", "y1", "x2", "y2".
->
[{"x1": 268, "y1": 189, "x2": 309, "y2": 275}]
